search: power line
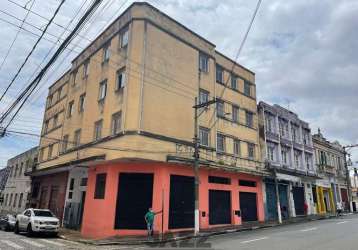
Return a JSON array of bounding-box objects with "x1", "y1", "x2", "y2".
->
[
  {"x1": 0, "y1": 0, "x2": 36, "y2": 76},
  {"x1": 0, "y1": 0, "x2": 66, "y2": 103},
  {"x1": 0, "y1": 0, "x2": 104, "y2": 129}
]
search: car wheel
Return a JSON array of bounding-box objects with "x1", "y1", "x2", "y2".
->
[
  {"x1": 14, "y1": 223, "x2": 19, "y2": 234},
  {"x1": 27, "y1": 224, "x2": 33, "y2": 237}
]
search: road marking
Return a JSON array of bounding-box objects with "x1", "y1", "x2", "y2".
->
[
  {"x1": 300, "y1": 227, "x2": 317, "y2": 232},
  {"x1": 39, "y1": 239, "x2": 65, "y2": 246},
  {"x1": 241, "y1": 237, "x2": 268, "y2": 244},
  {"x1": 337, "y1": 221, "x2": 348, "y2": 224},
  {"x1": 56, "y1": 238, "x2": 83, "y2": 245},
  {"x1": 1, "y1": 240, "x2": 24, "y2": 249},
  {"x1": 20, "y1": 238, "x2": 45, "y2": 247}
]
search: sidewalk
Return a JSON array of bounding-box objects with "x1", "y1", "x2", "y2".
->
[{"x1": 58, "y1": 213, "x2": 346, "y2": 246}]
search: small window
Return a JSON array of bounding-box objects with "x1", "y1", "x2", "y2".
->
[
  {"x1": 98, "y1": 80, "x2": 107, "y2": 101},
  {"x1": 217, "y1": 133, "x2": 225, "y2": 152},
  {"x1": 208, "y1": 176, "x2": 231, "y2": 185},
  {"x1": 53, "y1": 114, "x2": 58, "y2": 128},
  {"x1": 199, "y1": 53, "x2": 209, "y2": 72},
  {"x1": 94, "y1": 173, "x2": 107, "y2": 199},
  {"x1": 120, "y1": 28, "x2": 129, "y2": 48},
  {"x1": 246, "y1": 111, "x2": 253, "y2": 128},
  {"x1": 115, "y1": 68, "x2": 126, "y2": 91},
  {"x1": 79, "y1": 93, "x2": 86, "y2": 112},
  {"x1": 74, "y1": 129, "x2": 81, "y2": 147},
  {"x1": 62, "y1": 134, "x2": 69, "y2": 152},
  {"x1": 239, "y1": 180, "x2": 256, "y2": 187},
  {"x1": 80, "y1": 178, "x2": 88, "y2": 186},
  {"x1": 94, "y1": 120, "x2": 103, "y2": 141},
  {"x1": 102, "y1": 44, "x2": 110, "y2": 63},
  {"x1": 216, "y1": 64, "x2": 224, "y2": 83},
  {"x1": 199, "y1": 89, "x2": 209, "y2": 105},
  {"x1": 47, "y1": 95, "x2": 53, "y2": 108},
  {"x1": 48, "y1": 144, "x2": 53, "y2": 159},
  {"x1": 199, "y1": 127, "x2": 210, "y2": 146},
  {"x1": 234, "y1": 139, "x2": 240, "y2": 156},
  {"x1": 13, "y1": 193, "x2": 17, "y2": 207},
  {"x1": 57, "y1": 86, "x2": 62, "y2": 100},
  {"x1": 67, "y1": 101, "x2": 74, "y2": 118},
  {"x1": 72, "y1": 70, "x2": 77, "y2": 86},
  {"x1": 83, "y1": 60, "x2": 89, "y2": 78},
  {"x1": 244, "y1": 81, "x2": 251, "y2": 96},
  {"x1": 231, "y1": 74, "x2": 238, "y2": 90},
  {"x1": 44, "y1": 120, "x2": 49, "y2": 134},
  {"x1": 68, "y1": 192, "x2": 73, "y2": 199},
  {"x1": 248, "y1": 143, "x2": 255, "y2": 159},
  {"x1": 111, "y1": 112, "x2": 122, "y2": 135},
  {"x1": 232, "y1": 105, "x2": 239, "y2": 123},
  {"x1": 216, "y1": 99, "x2": 225, "y2": 118},
  {"x1": 69, "y1": 178, "x2": 75, "y2": 190},
  {"x1": 18, "y1": 162, "x2": 23, "y2": 176}
]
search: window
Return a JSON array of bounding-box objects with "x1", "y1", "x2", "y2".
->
[
  {"x1": 102, "y1": 44, "x2": 110, "y2": 62},
  {"x1": 111, "y1": 112, "x2": 122, "y2": 135},
  {"x1": 303, "y1": 130, "x2": 310, "y2": 145},
  {"x1": 199, "y1": 53, "x2": 209, "y2": 72},
  {"x1": 67, "y1": 101, "x2": 74, "y2": 118},
  {"x1": 39, "y1": 148, "x2": 44, "y2": 161},
  {"x1": 48, "y1": 144, "x2": 53, "y2": 159},
  {"x1": 279, "y1": 119, "x2": 288, "y2": 137},
  {"x1": 294, "y1": 150, "x2": 300, "y2": 168},
  {"x1": 217, "y1": 133, "x2": 225, "y2": 152},
  {"x1": 47, "y1": 95, "x2": 53, "y2": 108},
  {"x1": 9, "y1": 194, "x2": 13, "y2": 207},
  {"x1": 199, "y1": 89, "x2": 209, "y2": 105},
  {"x1": 62, "y1": 134, "x2": 69, "y2": 152},
  {"x1": 234, "y1": 139, "x2": 240, "y2": 156},
  {"x1": 72, "y1": 70, "x2": 77, "y2": 86},
  {"x1": 5, "y1": 194, "x2": 8, "y2": 206},
  {"x1": 199, "y1": 127, "x2": 210, "y2": 146},
  {"x1": 115, "y1": 68, "x2": 126, "y2": 91},
  {"x1": 94, "y1": 120, "x2": 103, "y2": 141},
  {"x1": 281, "y1": 147, "x2": 289, "y2": 164},
  {"x1": 98, "y1": 80, "x2": 107, "y2": 101},
  {"x1": 80, "y1": 178, "x2": 88, "y2": 186},
  {"x1": 248, "y1": 143, "x2": 255, "y2": 159},
  {"x1": 18, "y1": 193, "x2": 23, "y2": 208},
  {"x1": 83, "y1": 60, "x2": 89, "y2": 78},
  {"x1": 14, "y1": 164, "x2": 18, "y2": 177},
  {"x1": 53, "y1": 114, "x2": 58, "y2": 128},
  {"x1": 265, "y1": 114, "x2": 274, "y2": 132},
  {"x1": 19, "y1": 162, "x2": 23, "y2": 176},
  {"x1": 239, "y1": 180, "x2": 256, "y2": 187},
  {"x1": 74, "y1": 129, "x2": 81, "y2": 147},
  {"x1": 208, "y1": 176, "x2": 231, "y2": 185},
  {"x1": 57, "y1": 86, "x2": 62, "y2": 100},
  {"x1": 267, "y1": 143, "x2": 275, "y2": 161},
  {"x1": 216, "y1": 99, "x2": 224, "y2": 118},
  {"x1": 44, "y1": 120, "x2": 49, "y2": 134},
  {"x1": 68, "y1": 178, "x2": 74, "y2": 199},
  {"x1": 305, "y1": 153, "x2": 312, "y2": 169},
  {"x1": 79, "y1": 93, "x2": 86, "y2": 112},
  {"x1": 13, "y1": 193, "x2": 17, "y2": 207},
  {"x1": 231, "y1": 74, "x2": 238, "y2": 90},
  {"x1": 32, "y1": 183, "x2": 40, "y2": 198},
  {"x1": 246, "y1": 111, "x2": 254, "y2": 128},
  {"x1": 94, "y1": 173, "x2": 107, "y2": 199},
  {"x1": 120, "y1": 28, "x2": 129, "y2": 48},
  {"x1": 232, "y1": 105, "x2": 239, "y2": 123},
  {"x1": 244, "y1": 81, "x2": 251, "y2": 96},
  {"x1": 291, "y1": 125, "x2": 299, "y2": 142},
  {"x1": 216, "y1": 64, "x2": 224, "y2": 83}
]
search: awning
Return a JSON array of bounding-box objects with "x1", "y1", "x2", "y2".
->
[{"x1": 315, "y1": 179, "x2": 331, "y2": 188}]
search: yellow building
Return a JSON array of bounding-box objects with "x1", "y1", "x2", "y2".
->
[
  {"x1": 29, "y1": 2, "x2": 267, "y2": 236},
  {"x1": 313, "y1": 129, "x2": 347, "y2": 214}
]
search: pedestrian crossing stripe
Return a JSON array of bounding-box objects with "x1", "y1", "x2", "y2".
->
[
  {"x1": 20, "y1": 238, "x2": 45, "y2": 248},
  {"x1": 39, "y1": 238, "x2": 66, "y2": 246},
  {"x1": 1, "y1": 239, "x2": 24, "y2": 249}
]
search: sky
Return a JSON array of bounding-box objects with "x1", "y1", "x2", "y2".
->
[{"x1": 0, "y1": 0, "x2": 357, "y2": 167}]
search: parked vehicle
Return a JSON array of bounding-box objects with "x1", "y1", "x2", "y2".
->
[
  {"x1": 14, "y1": 208, "x2": 59, "y2": 236},
  {"x1": 0, "y1": 214, "x2": 16, "y2": 231}
]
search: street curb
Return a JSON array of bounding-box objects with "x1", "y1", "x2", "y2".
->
[{"x1": 57, "y1": 214, "x2": 350, "y2": 246}]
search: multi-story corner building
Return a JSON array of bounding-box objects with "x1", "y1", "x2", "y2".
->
[
  {"x1": 0, "y1": 167, "x2": 11, "y2": 203},
  {"x1": 258, "y1": 102, "x2": 317, "y2": 220},
  {"x1": 1, "y1": 147, "x2": 38, "y2": 215},
  {"x1": 30, "y1": 2, "x2": 267, "y2": 238},
  {"x1": 312, "y1": 129, "x2": 348, "y2": 212}
]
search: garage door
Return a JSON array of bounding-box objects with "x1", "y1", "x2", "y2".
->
[
  {"x1": 209, "y1": 190, "x2": 231, "y2": 225},
  {"x1": 240, "y1": 192, "x2": 258, "y2": 222},
  {"x1": 114, "y1": 173, "x2": 154, "y2": 229},
  {"x1": 292, "y1": 186, "x2": 305, "y2": 215},
  {"x1": 169, "y1": 175, "x2": 195, "y2": 229}
]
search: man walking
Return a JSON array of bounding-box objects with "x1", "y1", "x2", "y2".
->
[
  {"x1": 145, "y1": 208, "x2": 162, "y2": 237},
  {"x1": 336, "y1": 201, "x2": 343, "y2": 217}
]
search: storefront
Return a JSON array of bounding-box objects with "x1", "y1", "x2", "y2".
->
[{"x1": 81, "y1": 161, "x2": 265, "y2": 238}]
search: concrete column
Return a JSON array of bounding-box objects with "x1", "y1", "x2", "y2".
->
[{"x1": 288, "y1": 183, "x2": 296, "y2": 217}]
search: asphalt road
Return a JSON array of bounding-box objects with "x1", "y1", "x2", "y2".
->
[{"x1": 205, "y1": 214, "x2": 358, "y2": 250}]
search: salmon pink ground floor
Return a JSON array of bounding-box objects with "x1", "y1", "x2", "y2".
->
[{"x1": 81, "y1": 161, "x2": 264, "y2": 239}]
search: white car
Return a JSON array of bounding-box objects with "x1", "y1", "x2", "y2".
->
[{"x1": 14, "y1": 208, "x2": 60, "y2": 236}]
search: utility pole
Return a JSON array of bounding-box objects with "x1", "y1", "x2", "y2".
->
[
  {"x1": 343, "y1": 148, "x2": 353, "y2": 212},
  {"x1": 193, "y1": 97, "x2": 216, "y2": 236},
  {"x1": 273, "y1": 168, "x2": 282, "y2": 224}
]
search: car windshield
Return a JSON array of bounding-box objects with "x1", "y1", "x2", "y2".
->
[{"x1": 33, "y1": 210, "x2": 53, "y2": 217}]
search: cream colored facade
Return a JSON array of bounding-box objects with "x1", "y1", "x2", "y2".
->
[{"x1": 37, "y1": 2, "x2": 263, "y2": 174}]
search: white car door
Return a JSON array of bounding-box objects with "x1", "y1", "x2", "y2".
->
[{"x1": 21, "y1": 210, "x2": 31, "y2": 229}]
